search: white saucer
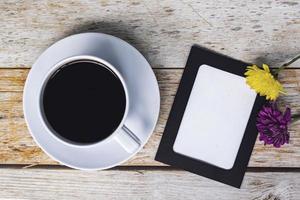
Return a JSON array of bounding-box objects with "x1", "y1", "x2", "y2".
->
[{"x1": 23, "y1": 33, "x2": 160, "y2": 170}]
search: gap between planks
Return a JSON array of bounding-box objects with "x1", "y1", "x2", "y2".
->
[{"x1": 1, "y1": 164, "x2": 300, "y2": 173}]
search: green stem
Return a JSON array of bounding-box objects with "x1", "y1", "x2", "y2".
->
[
  {"x1": 291, "y1": 114, "x2": 300, "y2": 124},
  {"x1": 273, "y1": 54, "x2": 300, "y2": 77}
]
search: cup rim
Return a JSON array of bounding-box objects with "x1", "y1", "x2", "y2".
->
[{"x1": 38, "y1": 55, "x2": 130, "y2": 148}]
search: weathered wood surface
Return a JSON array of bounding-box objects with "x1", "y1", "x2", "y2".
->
[
  {"x1": 0, "y1": 68, "x2": 299, "y2": 167},
  {"x1": 0, "y1": 168, "x2": 299, "y2": 200},
  {"x1": 1, "y1": 0, "x2": 300, "y2": 68}
]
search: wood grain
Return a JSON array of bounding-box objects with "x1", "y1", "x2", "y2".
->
[
  {"x1": 0, "y1": 0, "x2": 300, "y2": 68},
  {"x1": 0, "y1": 168, "x2": 299, "y2": 200},
  {"x1": 0, "y1": 68, "x2": 299, "y2": 167}
]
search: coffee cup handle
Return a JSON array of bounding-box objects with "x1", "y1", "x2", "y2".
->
[{"x1": 115, "y1": 125, "x2": 141, "y2": 153}]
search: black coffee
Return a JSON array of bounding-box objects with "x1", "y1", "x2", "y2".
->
[{"x1": 42, "y1": 60, "x2": 126, "y2": 144}]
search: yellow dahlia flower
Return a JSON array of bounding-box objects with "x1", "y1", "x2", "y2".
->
[{"x1": 245, "y1": 64, "x2": 284, "y2": 100}]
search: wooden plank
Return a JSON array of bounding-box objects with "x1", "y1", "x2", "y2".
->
[
  {"x1": 0, "y1": 68, "x2": 299, "y2": 167},
  {"x1": 0, "y1": 168, "x2": 299, "y2": 200},
  {"x1": 0, "y1": 0, "x2": 300, "y2": 68}
]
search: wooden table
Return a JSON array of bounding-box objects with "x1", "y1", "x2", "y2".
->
[{"x1": 0, "y1": 1, "x2": 300, "y2": 199}]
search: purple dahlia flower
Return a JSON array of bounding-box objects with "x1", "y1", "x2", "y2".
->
[{"x1": 256, "y1": 102, "x2": 291, "y2": 148}]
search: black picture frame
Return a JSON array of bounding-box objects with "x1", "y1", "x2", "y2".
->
[{"x1": 155, "y1": 45, "x2": 266, "y2": 188}]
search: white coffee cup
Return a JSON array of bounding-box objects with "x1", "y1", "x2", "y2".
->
[
  {"x1": 23, "y1": 33, "x2": 160, "y2": 170},
  {"x1": 38, "y1": 55, "x2": 140, "y2": 153}
]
